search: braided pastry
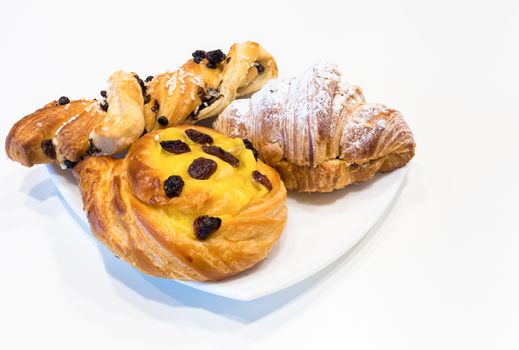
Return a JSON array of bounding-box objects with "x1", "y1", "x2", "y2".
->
[
  {"x1": 74, "y1": 125, "x2": 287, "y2": 281},
  {"x1": 213, "y1": 63, "x2": 416, "y2": 192},
  {"x1": 5, "y1": 41, "x2": 277, "y2": 168}
]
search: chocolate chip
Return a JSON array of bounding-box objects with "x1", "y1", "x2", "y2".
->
[
  {"x1": 145, "y1": 75, "x2": 153, "y2": 83},
  {"x1": 202, "y1": 145, "x2": 239, "y2": 167},
  {"x1": 41, "y1": 139, "x2": 56, "y2": 159},
  {"x1": 160, "y1": 140, "x2": 191, "y2": 154},
  {"x1": 63, "y1": 159, "x2": 78, "y2": 169},
  {"x1": 58, "y1": 96, "x2": 70, "y2": 105},
  {"x1": 164, "y1": 175, "x2": 184, "y2": 198},
  {"x1": 193, "y1": 215, "x2": 221, "y2": 240},
  {"x1": 188, "y1": 157, "x2": 217, "y2": 179},
  {"x1": 185, "y1": 128, "x2": 213, "y2": 144},
  {"x1": 144, "y1": 94, "x2": 151, "y2": 104},
  {"x1": 151, "y1": 101, "x2": 160, "y2": 113},
  {"x1": 254, "y1": 62, "x2": 265, "y2": 73},
  {"x1": 157, "y1": 116, "x2": 169, "y2": 126},
  {"x1": 100, "y1": 90, "x2": 107, "y2": 98},
  {"x1": 86, "y1": 139, "x2": 101, "y2": 155},
  {"x1": 252, "y1": 170, "x2": 272, "y2": 191},
  {"x1": 243, "y1": 139, "x2": 258, "y2": 160}
]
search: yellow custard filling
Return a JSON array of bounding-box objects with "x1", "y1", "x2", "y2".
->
[{"x1": 148, "y1": 128, "x2": 268, "y2": 222}]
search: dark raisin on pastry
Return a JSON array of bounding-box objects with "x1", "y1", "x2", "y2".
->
[
  {"x1": 58, "y1": 96, "x2": 70, "y2": 105},
  {"x1": 144, "y1": 94, "x2": 151, "y2": 104},
  {"x1": 193, "y1": 215, "x2": 221, "y2": 240},
  {"x1": 188, "y1": 157, "x2": 217, "y2": 179},
  {"x1": 192, "y1": 50, "x2": 206, "y2": 64},
  {"x1": 157, "y1": 116, "x2": 169, "y2": 126},
  {"x1": 145, "y1": 75, "x2": 153, "y2": 83},
  {"x1": 206, "y1": 49, "x2": 226, "y2": 66},
  {"x1": 160, "y1": 140, "x2": 191, "y2": 154},
  {"x1": 151, "y1": 101, "x2": 160, "y2": 113},
  {"x1": 252, "y1": 170, "x2": 272, "y2": 191},
  {"x1": 185, "y1": 128, "x2": 213, "y2": 145},
  {"x1": 86, "y1": 139, "x2": 102, "y2": 155},
  {"x1": 254, "y1": 62, "x2": 265, "y2": 73},
  {"x1": 100, "y1": 101, "x2": 109, "y2": 112},
  {"x1": 243, "y1": 139, "x2": 258, "y2": 160},
  {"x1": 164, "y1": 175, "x2": 184, "y2": 198},
  {"x1": 133, "y1": 74, "x2": 147, "y2": 97},
  {"x1": 100, "y1": 90, "x2": 107, "y2": 98},
  {"x1": 41, "y1": 139, "x2": 56, "y2": 159},
  {"x1": 63, "y1": 159, "x2": 78, "y2": 169},
  {"x1": 202, "y1": 145, "x2": 239, "y2": 167}
]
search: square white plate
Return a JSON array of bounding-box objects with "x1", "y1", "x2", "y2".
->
[{"x1": 47, "y1": 163, "x2": 407, "y2": 301}]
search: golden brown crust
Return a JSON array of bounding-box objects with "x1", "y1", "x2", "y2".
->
[
  {"x1": 144, "y1": 41, "x2": 278, "y2": 129},
  {"x1": 5, "y1": 41, "x2": 277, "y2": 168},
  {"x1": 5, "y1": 100, "x2": 101, "y2": 167},
  {"x1": 73, "y1": 126, "x2": 287, "y2": 281},
  {"x1": 214, "y1": 63, "x2": 416, "y2": 192}
]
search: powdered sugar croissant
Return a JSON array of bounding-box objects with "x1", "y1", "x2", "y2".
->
[
  {"x1": 213, "y1": 63, "x2": 416, "y2": 192},
  {"x1": 5, "y1": 41, "x2": 277, "y2": 168}
]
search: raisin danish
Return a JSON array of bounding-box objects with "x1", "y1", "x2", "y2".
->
[
  {"x1": 213, "y1": 63, "x2": 416, "y2": 192},
  {"x1": 74, "y1": 126, "x2": 287, "y2": 281},
  {"x1": 5, "y1": 41, "x2": 277, "y2": 168}
]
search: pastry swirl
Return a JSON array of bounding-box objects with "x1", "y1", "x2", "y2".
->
[
  {"x1": 214, "y1": 63, "x2": 416, "y2": 192},
  {"x1": 74, "y1": 125, "x2": 287, "y2": 281}
]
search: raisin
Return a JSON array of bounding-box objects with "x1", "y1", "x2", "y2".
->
[
  {"x1": 243, "y1": 139, "x2": 258, "y2": 160},
  {"x1": 206, "y1": 62, "x2": 217, "y2": 69},
  {"x1": 144, "y1": 94, "x2": 151, "y2": 104},
  {"x1": 100, "y1": 90, "x2": 107, "y2": 98},
  {"x1": 160, "y1": 140, "x2": 191, "y2": 154},
  {"x1": 100, "y1": 101, "x2": 109, "y2": 112},
  {"x1": 151, "y1": 101, "x2": 160, "y2": 113},
  {"x1": 202, "y1": 145, "x2": 239, "y2": 167},
  {"x1": 58, "y1": 96, "x2": 70, "y2": 105},
  {"x1": 254, "y1": 62, "x2": 265, "y2": 73},
  {"x1": 163, "y1": 175, "x2": 184, "y2": 198},
  {"x1": 157, "y1": 116, "x2": 169, "y2": 126},
  {"x1": 252, "y1": 170, "x2": 272, "y2": 191},
  {"x1": 63, "y1": 159, "x2": 78, "y2": 169},
  {"x1": 226, "y1": 57, "x2": 231, "y2": 64},
  {"x1": 206, "y1": 49, "x2": 226, "y2": 65},
  {"x1": 193, "y1": 215, "x2": 221, "y2": 240},
  {"x1": 86, "y1": 139, "x2": 101, "y2": 155},
  {"x1": 185, "y1": 128, "x2": 213, "y2": 144},
  {"x1": 192, "y1": 50, "x2": 206, "y2": 64},
  {"x1": 188, "y1": 157, "x2": 217, "y2": 179},
  {"x1": 41, "y1": 139, "x2": 56, "y2": 159},
  {"x1": 145, "y1": 75, "x2": 153, "y2": 83}
]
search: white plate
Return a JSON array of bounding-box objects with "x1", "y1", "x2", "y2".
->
[{"x1": 46, "y1": 163, "x2": 407, "y2": 301}]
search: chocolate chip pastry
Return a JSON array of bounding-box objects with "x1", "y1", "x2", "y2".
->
[
  {"x1": 5, "y1": 41, "x2": 277, "y2": 168},
  {"x1": 214, "y1": 63, "x2": 416, "y2": 192},
  {"x1": 73, "y1": 125, "x2": 287, "y2": 281}
]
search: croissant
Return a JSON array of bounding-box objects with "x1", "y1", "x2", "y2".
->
[
  {"x1": 5, "y1": 41, "x2": 277, "y2": 168},
  {"x1": 213, "y1": 63, "x2": 416, "y2": 192},
  {"x1": 73, "y1": 125, "x2": 287, "y2": 281}
]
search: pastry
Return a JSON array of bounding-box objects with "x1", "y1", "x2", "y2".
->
[
  {"x1": 5, "y1": 41, "x2": 277, "y2": 168},
  {"x1": 213, "y1": 63, "x2": 416, "y2": 192},
  {"x1": 73, "y1": 125, "x2": 287, "y2": 281}
]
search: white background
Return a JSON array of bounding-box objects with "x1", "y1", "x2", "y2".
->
[{"x1": 1, "y1": 0, "x2": 518, "y2": 349}]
